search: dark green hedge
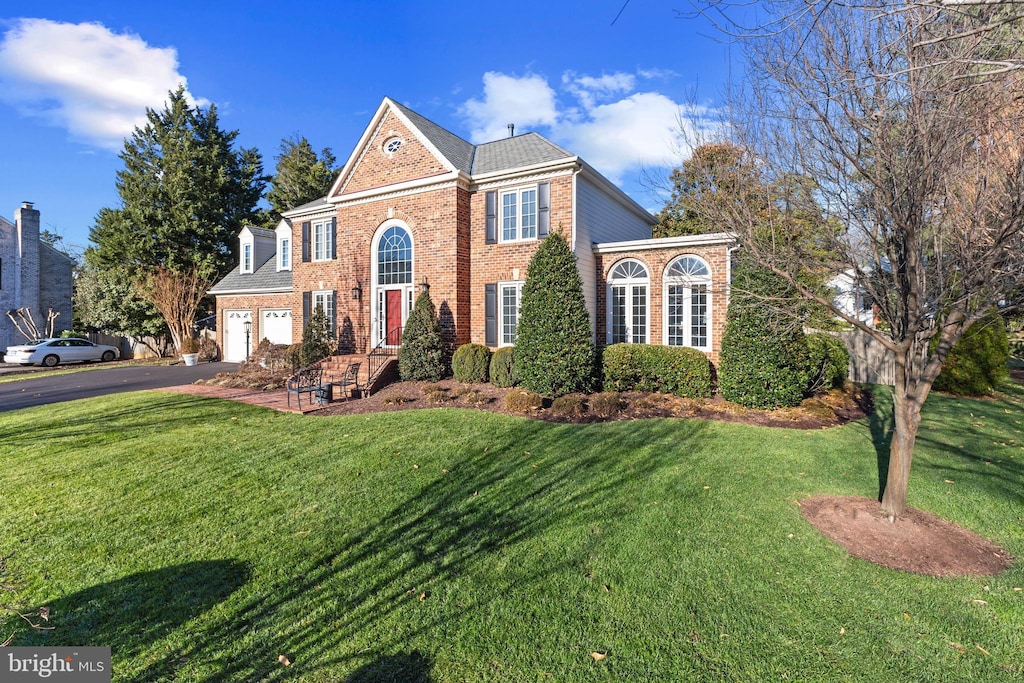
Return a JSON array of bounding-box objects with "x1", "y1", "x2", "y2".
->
[
  {"x1": 452, "y1": 343, "x2": 492, "y2": 383},
  {"x1": 933, "y1": 315, "x2": 1009, "y2": 396},
  {"x1": 602, "y1": 343, "x2": 712, "y2": 398}
]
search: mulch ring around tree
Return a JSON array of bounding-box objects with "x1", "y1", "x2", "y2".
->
[
  {"x1": 317, "y1": 380, "x2": 873, "y2": 429},
  {"x1": 801, "y1": 495, "x2": 1014, "y2": 577}
]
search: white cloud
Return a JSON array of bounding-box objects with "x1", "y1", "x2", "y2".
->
[
  {"x1": 0, "y1": 18, "x2": 205, "y2": 150},
  {"x1": 459, "y1": 72, "x2": 558, "y2": 143},
  {"x1": 460, "y1": 71, "x2": 722, "y2": 185}
]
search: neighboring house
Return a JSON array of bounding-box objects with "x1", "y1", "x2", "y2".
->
[
  {"x1": 210, "y1": 98, "x2": 735, "y2": 366},
  {"x1": 830, "y1": 270, "x2": 875, "y2": 328},
  {"x1": 0, "y1": 202, "x2": 74, "y2": 354}
]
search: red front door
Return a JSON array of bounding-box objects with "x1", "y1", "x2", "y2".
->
[{"x1": 386, "y1": 289, "x2": 403, "y2": 345}]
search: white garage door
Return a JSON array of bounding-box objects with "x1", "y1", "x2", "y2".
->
[
  {"x1": 223, "y1": 309, "x2": 252, "y2": 362},
  {"x1": 260, "y1": 309, "x2": 292, "y2": 346}
]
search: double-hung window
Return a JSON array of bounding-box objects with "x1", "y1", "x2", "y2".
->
[
  {"x1": 501, "y1": 187, "x2": 538, "y2": 242},
  {"x1": 499, "y1": 281, "x2": 524, "y2": 346},
  {"x1": 313, "y1": 220, "x2": 332, "y2": 261},
  {"x1": 241, "y1": 243, "x2": 252, "y2": 273},
  {"x1": 664, "y1": 256, "x2": 711, "y2": 351},
  {"x1": 278, "y1": 237, "x2": 291, "y2": 270},
  {"x1": 312, "y1": 290, "x2": 335, "y2": 333}
]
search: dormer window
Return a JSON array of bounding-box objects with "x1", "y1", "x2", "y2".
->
[
  {"x1": 278, "y1": 237, "x2": 291, "y2": 271},
  {"x1": 241, "y1": 243, "x2": 253, "y2": 274}
]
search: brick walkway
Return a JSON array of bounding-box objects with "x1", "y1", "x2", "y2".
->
[{"x1": 158, "y1": 384, "x2": 324, "y2": 413}]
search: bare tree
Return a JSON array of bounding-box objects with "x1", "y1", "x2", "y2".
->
[
  {"x1": 138, "y1": 267, "x2": 215, "y2": 353},
  {"x1": 690, "y1": 1, "x2": 1024, "y2": 518}
]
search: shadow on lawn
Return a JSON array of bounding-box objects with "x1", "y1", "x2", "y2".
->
[
  {"x1": 155, "y1": 415, "x2": 710, "y2": 680},
  {"x1": 19, "y1": 560, "x2": 249, "y2": 670},
  {"x1": 866, "y1": 380, "x2": 1024, "y2": 507}
]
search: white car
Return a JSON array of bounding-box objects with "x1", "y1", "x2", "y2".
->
[{"x1": 4, "y1": 338, "x2": 120, "y2": 367}]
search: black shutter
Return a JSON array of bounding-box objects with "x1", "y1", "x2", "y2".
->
[
  {"x1": 302, "y1": 291, "x2": 311, "y2": 329},
  {"x1": 330, "y1": 218, "x2": 337, "y2": 260},
  {"x1": 485, "y1": 191, "x2": 497, "y2": 244},
  {"x1": 301, "y1": 222, "x2": 311, "y2": 262},
  {"x1": 330, "y1": 291, "x2": 337, "y2": 337},
  {"x1": 485, "y1": 283, "x2": 497, "y2": 347},
  {"x1": 537, "y1": 182, "x2": 550, "y2": 238}
]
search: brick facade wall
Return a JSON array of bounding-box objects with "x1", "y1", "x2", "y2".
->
[
  {"x1": 594, "y1": 244, "x2": 731, "y2": 365},
  {"x1": 468, "y1": 173, "x2": 575, "y2": 346},
  {"x1": 215, "y1": 292, "x2": 292, "y2": 356},
  {"x1": 338, "y1": 112, "x2": 450, "y2": 196}
]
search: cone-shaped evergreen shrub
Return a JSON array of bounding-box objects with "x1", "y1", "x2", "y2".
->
[
  {"x1": 719, "y1": 264, "x2": 810, "y2": 409},
  {"x1": 933, "y1": 314, "x2": 1009, "y2": 396},
  {"x1": 299, "y1": 306, "x2": 334, "y2": 367},
  {"x1": 513, "y1": 232, "x2": 596, "y2": 396},
  {"x1": 398, "y1": 290, "x2": 448, "y2": 381}
]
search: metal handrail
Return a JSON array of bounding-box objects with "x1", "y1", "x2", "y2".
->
[{"x1": 367, "y1": 326, "x2": 403, "y2": 386}]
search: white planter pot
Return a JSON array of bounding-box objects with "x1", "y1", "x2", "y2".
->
[{"x1": 182, "y1": 353, "x2": 199, "y2": 366}]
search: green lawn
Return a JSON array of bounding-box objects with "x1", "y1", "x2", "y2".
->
[{"x1": 1, "y1": 381, "x2": 1022, "y2": 681}]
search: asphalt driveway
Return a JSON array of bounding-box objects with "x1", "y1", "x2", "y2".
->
[{"x1": 0, "y1": 362, "x2": 238, "y2": 413}]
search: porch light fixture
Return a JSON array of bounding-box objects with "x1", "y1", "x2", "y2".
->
[
  {"x1": 419, "y1": 277, "x2": 430, "y2": 292},
  {"x1": 351, "y1": 283, "x2": 363, "y2": 301}
]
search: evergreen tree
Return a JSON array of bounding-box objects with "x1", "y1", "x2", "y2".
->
[
  {"x1": 514, "y1": 231, "x2": 595, "y2": 396},
  {"x1": 718, "y1": 262, "x2": 810, "y2": 409},
  {"x1": 266, "y1": 135, "x2": 339, "y2": 225},
  {"x1": 88, "y1": 86, "x2": 267, "y2": 349},
  {"x1": 398, "y1": 290, "x2": 448, "y2": 381},
  {"x1": 299, "y1": 305, "x2": 335, "y2": 367}
]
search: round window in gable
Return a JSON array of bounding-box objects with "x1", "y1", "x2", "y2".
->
[{"x1": 384, "y1": 137, "x2": 403, "y2": 154}]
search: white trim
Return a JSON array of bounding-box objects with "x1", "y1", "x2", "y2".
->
[
  {"x1": 277, "y1": 236, "x2": 291, "y2": 271},
  {"x1": 498, "y1": 184, "x2": 539, "y2": 243},
  {"x1": 471, "y1": 158, "x2": 578, "y2": 186},
  {"x1": 312, "y1": 218, "x2": 332, "y2": 262},
  {"x1": 593, "y1": 232, "x2": 737, "y2": 254},
  {"x1": 330, "y1": 174, "x2": 465, "y2": 206},
  {"x1": 472, "y1": 167, "x2": 572, "y2": 192}
]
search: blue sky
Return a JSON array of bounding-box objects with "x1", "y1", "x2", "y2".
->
[{"x1": 0, "y1": 1, "x2": 733, "y2": 255}]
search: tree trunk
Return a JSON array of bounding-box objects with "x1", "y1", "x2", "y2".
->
[{"x1": 880, "y1": 356, "x2": 928, "y2": 519}]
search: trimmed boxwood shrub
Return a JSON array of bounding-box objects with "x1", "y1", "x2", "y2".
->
[
  {"x1": 718, "y1": 265, "x2": 810, "y2": 409},
  {"x1": 489, "y1": 346, "x2": 518, "y2": 387},
  {"x1": 933, "y1": 315, "x2": 1009, "y2": 396},
  {"x1": 452, "y1": 343, "x2": 492, "y2": 383},
  {"x1": 602, "y1": 344, "x2": 713, "y2": 398},
  {"x1": 514, "y1": 232, "x2": 596, "y2": 396},
  {"x1": 398, "y1": 290, "x2": 448, "y2": 381},
  {"x1": 805, "y1": 333, "x2": 850, "y2": 393}
]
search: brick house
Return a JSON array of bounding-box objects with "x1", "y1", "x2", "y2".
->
[
  {"x1": 211, "y1": 98, "x2": 735, "y2": 367},
  {"x1": 0, "y1": 202, "x2": 74, "y2": 354}
]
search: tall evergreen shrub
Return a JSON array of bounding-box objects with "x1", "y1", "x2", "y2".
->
[
  {"x1": 398, "y1": 290, "x2": 448, "y2": 381},
  {"x1": 718, "y1": 264, "x2": 810, "y2": 409},
  {"x1": 299, "y1": 306, "x2": 334, "y2": 367},
  {"x1": 513, "y1": 232, "x2": 595, "y2": 396}
]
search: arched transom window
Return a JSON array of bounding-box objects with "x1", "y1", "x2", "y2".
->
[
  {"x1": 376, "y1": 225, "x2": 412, "y2": 285},
  {"x1": 664, "y1": 255, "x2": 712, "y2": 350},
  {"x1": 607, "y1": 259, "x2": 649, "y2": 344}
]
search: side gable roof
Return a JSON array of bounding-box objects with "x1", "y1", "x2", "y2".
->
[{"x1": 472, "y1": 133, "x2": 574, "y2": 175}]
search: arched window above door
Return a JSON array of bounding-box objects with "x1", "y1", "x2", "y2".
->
[{"x1": 376, "y1": 225, "x2": 412, "y2": 285}]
